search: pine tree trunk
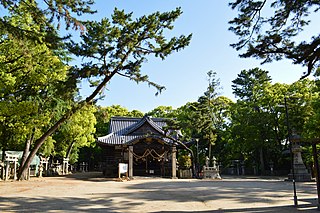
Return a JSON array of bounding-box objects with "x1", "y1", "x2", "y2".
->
[
  {"x1": 19, "y1": 139, "x2": 31, "y2": 180},
  {"x1": 66, "y1": 141, "x2": 75, "y2": 159},
  {"x1": 1, "y1": 149, "x2": 5, "y2": 180},
  {"x1": 17, "y1": 73, "x2": 115, "y2": 180},
  {"x1": 17, "y1": 106, "x2": 83, "y2": 180},
  {"x1": 1, "y1": 129, "x2": 8, "y2": 180},
  {"x1": 19, "y1": 128, "x2": 35, "y2": 180}
]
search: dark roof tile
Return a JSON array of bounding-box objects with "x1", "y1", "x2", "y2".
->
[{"x1": 97, "y1": 116, "x2": 175, "y2": 145}]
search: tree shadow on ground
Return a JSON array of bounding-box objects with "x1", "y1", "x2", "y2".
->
[
  {"x1": 68, "y1": 178, "x2": 318, "y2": 212},
  {"x1": 63, "y1": 171, "x2": 118, "y2": 182},
  {"x1": 57, "y1": 173, "x2": 319, "y2": 210},
  {"x1": 0, "y1": 196, "x2": 143, "y2": 212},
  {"x1": 64, "y1": 171, "x2": 173, "y2": 182},
  {"x1": 1, "y1": 173, "x2": 318, "y2": 212},
  {"x1": 154, "y1": 203, "x2": 318, "y2": 213},
  {"x1": 123, "y1": 179, "x2": 317, "y2": 203}
]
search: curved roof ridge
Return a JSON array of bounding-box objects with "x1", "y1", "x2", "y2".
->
[
  {"x1": 124, "y1": 116, "x2": 165, "y2": 135},
  {"x1": 147, "y1": 117, "x2": 165, "y2": 135},
  {"x1": 97, "y1": 132, "x2": 114, "y2": 141}
]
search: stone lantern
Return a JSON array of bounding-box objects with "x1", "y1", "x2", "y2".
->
[{"x1": 288, "y1": 133, "x2": 312, "y2": 182}]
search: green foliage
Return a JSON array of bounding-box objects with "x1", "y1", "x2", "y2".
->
[
  {"x1": 146, "y1": 106, "x2": 177, "y2": 118},
  {"x1": 302, "y1": 73, "x2": 320, "y2": 139},
  {"x1": 178, "y1": 153, "x2": 192, "y2": 169},
  {"x1": 229, "y1": 0, "x2": 320, "y2": 77},
  {"x1": 53, "y1": 104, "x2": 97, "y2": 163},
  {"x1": 40, "y1": 136, "x2": 55, "y2": 156},
  {"x1": 232, "y1": 68, "x2": 272, "y2": 101},
  {"x1": 0, "y1": 5, "x2": 71, "y2": 153},
  {"x1": 168, "y1": 72, "x2": 233, "y2": 167},
  {"x1": 67, "y1": 7, "x2": 192, "y2": 95},
  {"x1": 230, "y1": 68, "x2": 275, "y2": 173},
  {"x1": 13, "y1": 5, "x2": 191, "y2": 179},
  {"x1": 192, "y1": 71, "x2": 222, "y2": 159},
  {"x1": 95, "y1": 105, "x2": 143, "y2": 137},
  {"x1": 0, "y1": 0, "x2": 95, "y2": 44},
  {"x1": 227, "y1": 67, "x2": 318, "y2": 174}
]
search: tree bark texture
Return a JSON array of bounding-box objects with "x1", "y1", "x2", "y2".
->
[{"x1": 17, "y1": 72, "x2": 116, "y2": 180}]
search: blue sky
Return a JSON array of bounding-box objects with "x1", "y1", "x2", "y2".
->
[{"x1": 75, "y1": 1, "x2": 319, "y2": 113}]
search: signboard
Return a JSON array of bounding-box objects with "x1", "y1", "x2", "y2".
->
[{"x1": 119, "y1": 163, "x2": 128, "y2": 174}]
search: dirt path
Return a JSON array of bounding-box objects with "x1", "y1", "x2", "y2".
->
[{"x1": 0, "y1": 172, "x2": 318, "y2": 212}]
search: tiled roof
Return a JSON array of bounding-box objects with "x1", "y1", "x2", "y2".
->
[{"x1": 97, "y1": 116, "x2": 178, "y2": 145}]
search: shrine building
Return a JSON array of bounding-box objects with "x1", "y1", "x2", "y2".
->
[{"x1": 97, "y1": 116, "x2": 182, "y2": 178}]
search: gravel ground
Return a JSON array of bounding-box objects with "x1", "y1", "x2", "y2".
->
[{"x1": 0, "y1": 172, "x2": 319, "y2": 212}]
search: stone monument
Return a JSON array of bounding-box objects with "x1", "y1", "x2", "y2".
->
[
  {"x1": 288, "y1": 144, "x2": 312, "y2": 182},
  {"x1": 203, "y1": 156, "x2": 221, "y2": 179}
]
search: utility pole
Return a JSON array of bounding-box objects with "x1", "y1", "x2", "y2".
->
[{"x1": 284, "y1": 97, "x2": 298, "y2": 207}]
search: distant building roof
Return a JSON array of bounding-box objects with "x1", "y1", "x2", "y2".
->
[{"x1": 97, "y1": 116, "x2": 181, "y2": 146}]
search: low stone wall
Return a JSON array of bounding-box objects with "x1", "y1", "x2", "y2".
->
[{"x1": 179, "y1": 169, "x2": 192, "y2": 179}]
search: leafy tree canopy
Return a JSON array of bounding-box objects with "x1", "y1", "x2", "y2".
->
[
  {"x1": 68, "y1": 7, "x2": 192, "y2": 96},
  {"x1": 0, "y1": 0, "x2": 95, "y2": 43},
  {"x1": 95, "y1": 105, "x2": 143, "y2": 137},
  {"x1": 232, "y1": 67, "x2": 271, "y2": 101},
  {"x1": 15, "y1": 6, "x2": 191, "y2": 179},
  {"x1": 0, "y1": 4, "x2": 70, "y2": 153},
  {"x1": 52, "y1": 104, "x2": 96, "y2": 164},
  {"x1": 146, "y1": 106, "x2": 177, "y2": 118},
  {"x1": 229, "y1": 0, "x2": 320, "y2": 78}
]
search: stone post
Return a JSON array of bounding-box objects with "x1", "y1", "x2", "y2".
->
[
  {"x1": 5, "y1": 162, "x2": 9, "y2": 181},
  {"x1": 62, "y1": 161, "x2": 65, "y2": 175},
  {"x1": 171, "y1": 146, "x2": 177, "y2": 179},
  {"x1": 129, "y1": 146, "x2": 133, "y2": 178},
  {"x1": 13, "y1": 161, "x2": 17, "y2": 180},
  {"x1": 66, "y1": 159, "x2": 69, "y2": 174},
  {"x1": 38, "y1": 164, "x2": 43, "y2": 178},
  {"x1": 63, "y1": 158, "x2": 69, "y2": 174},
  {"x1": 45, "y1": 158, "x2": 48, "y2": 171}
]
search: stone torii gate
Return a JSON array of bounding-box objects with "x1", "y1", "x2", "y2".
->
[{"x1": 4, "y1": 152, "x2": 19, "y2": 180}]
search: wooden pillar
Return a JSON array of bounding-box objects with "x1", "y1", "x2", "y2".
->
[
  {"x1": 129, "y1": 146, "x2": 133, "y2": 178},
  {"x1": 172, "y1": 146, "x2": 177, "y2": 179}
]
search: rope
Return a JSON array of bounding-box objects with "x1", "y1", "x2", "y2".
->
[{"x1": 128, "y1": 148, "x2": 168, "y2": 161}]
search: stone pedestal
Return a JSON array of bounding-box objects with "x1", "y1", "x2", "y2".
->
[
  {"x1": 288, "y1": 144, "x2": 312, "y2": 182},
  {"x1": 79, "y1": 162, "x2": 88, "y2": 172},
  {"x1": 203, "y1": 166, "x2": 221, "y2": 179},
  {"x1": 203, "y1": 156, "x2": 221, "y2": 179}
]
